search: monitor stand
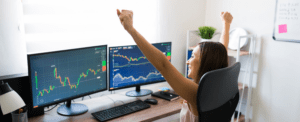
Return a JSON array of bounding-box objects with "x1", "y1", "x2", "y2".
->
[
  {"x1": 57, "y1": 100, "x2": 88, "y2": 116},
  {"x1": 126, "y1": 85, "x2": 153, "y2": 97}
]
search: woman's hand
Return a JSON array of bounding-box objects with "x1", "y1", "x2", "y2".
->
[
  {"x1": 219, "y1": 11, "x2": 232, "y2": 50},
  {"x1": 117, "y1": 9, "x2": 134, "y2": 32},
  {"x1": 220, "y1": 11, "x2": 233, "y2": 25}
]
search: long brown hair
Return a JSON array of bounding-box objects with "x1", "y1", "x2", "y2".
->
[
  {"x1": 180, "y1": 42, "x2": 228, "y2": 104},
  {"x1": 194, "y1": 42, "x2": 229, "y2": 84}
]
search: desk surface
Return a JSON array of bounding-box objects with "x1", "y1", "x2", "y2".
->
[{"x1": 28, "y1": 83, "x2": 182, "y2": 122}]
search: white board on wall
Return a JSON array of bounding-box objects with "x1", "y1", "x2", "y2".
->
[{"x1": 273, "y1": 0, "x2": 300, "y2": 42}]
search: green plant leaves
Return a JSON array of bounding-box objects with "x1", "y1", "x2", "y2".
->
[{"x1": 198, "y1": 26, "x2": 216, "y2": 39}]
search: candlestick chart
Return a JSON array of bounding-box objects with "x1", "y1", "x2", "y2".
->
[{"x1": 28, "y1": 46, "x2": 107, "y2": 108}]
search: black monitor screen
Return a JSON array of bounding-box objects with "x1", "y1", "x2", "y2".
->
[
  {"x1": 109, "y1": 42, "x2": 171, "y2": 91},
  {"x1": 28, "y1": 45, "x2": 107, "y2": 108},
  {"x1": 186, "y1": 49, "x2": 192, "y2": 79}
]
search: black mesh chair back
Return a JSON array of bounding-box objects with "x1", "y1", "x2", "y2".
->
[{"x1": 197, "y1": 62, "x2": 241, "y2": 122}]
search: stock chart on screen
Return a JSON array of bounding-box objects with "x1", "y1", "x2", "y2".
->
[
  {"x1": 28, "y1": 46, "x2": 107, "y2": 108},
  {"x1": 186, "y1": 49, "x2": 192, "y2": 79},
  {"x1": 109, "y1": 42, "x2": 171, "y2": 90}
]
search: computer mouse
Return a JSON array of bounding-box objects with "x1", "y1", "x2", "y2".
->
[{"x1": 144, "y1": 98, "x2": 158, "y2": 105}]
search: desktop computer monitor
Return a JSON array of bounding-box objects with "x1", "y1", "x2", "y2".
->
[
  {"x1": 186, "y1": 49, "x2": 193, "y2": 79},
  {"x1": 109, "y1": 42, "x2": 171, "y2": 97},
  {"x1": 27, "y1": 45, "x2": 107, "y2": 116}
]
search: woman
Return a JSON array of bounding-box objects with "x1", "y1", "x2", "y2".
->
[{"x1": 117, "y1": 9, "x2": 233, "y2": 122}]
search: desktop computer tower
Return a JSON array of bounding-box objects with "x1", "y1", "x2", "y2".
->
[{"x1": 1, "y1": 74, "x2": 44, "y2": 121}]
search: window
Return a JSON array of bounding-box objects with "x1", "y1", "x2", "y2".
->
[{"x1": 23, "y1": 0, "x2": 159, "y2": 52}]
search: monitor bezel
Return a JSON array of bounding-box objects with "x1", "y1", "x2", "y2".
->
[
  {"x1": 27, "y1": 45, "x2": 108, "y2": 109},
  {"x1": 108, "y1": 42, "x2": 172, "y2": 91}
]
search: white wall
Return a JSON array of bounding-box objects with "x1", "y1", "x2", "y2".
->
[
  {"x1": 158, "y1": 0, "x2": 206, "y2": 74},
  {"x1": 205, "y1": 0, "x2": 300, "y2": 122},
  {"x1": 0, "y1": 0, "x2": 27, "y2": 76}
]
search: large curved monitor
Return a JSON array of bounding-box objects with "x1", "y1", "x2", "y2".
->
[
  {"x1": 27, "y1": 45, "x2": 107, "y2": 116},
  {"x1": 109, "y1": 42, "x2": 171, "y2": 97}
]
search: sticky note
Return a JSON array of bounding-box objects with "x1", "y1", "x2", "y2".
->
[{"x1": 279, "y1": 24, "x2": 287, "y2": 33}]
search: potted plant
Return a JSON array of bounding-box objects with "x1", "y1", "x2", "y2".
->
[{"x1": 198, "y1": 26, "x2": 216, "y2": 42}]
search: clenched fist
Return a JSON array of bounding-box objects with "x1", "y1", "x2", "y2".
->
[
  {"x1": 220, "y1": 11, "x2": 233, "y2": 25},
  {"x1": 117, "y1": 9, "x2": 134, "y2": 32}
]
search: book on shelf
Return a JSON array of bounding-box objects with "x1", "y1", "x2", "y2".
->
[{"x1": 151, "y1": 91, "x2": 179, "y2": 101}]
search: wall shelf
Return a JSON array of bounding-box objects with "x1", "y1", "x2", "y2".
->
[{"x1": 189, "y1": 46, "x2": 249, "y2": 58}]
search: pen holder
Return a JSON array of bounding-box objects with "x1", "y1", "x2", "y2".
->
[{"x1": 11, "y1": 107, "x2": 28, "y2": 122}]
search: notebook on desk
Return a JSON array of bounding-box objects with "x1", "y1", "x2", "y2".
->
[{"x1": 151, "y1": 91, "x2": 179, "y2": 101}]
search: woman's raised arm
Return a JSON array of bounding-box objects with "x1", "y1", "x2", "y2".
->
[
  {"x1": 117, "y1": 9, "x2": 199, "y2": 106},
  {"x1": 219, "y1": 12, "x2": 233, "y2": 51}
]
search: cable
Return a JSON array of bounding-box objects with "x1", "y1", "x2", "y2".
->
[
  {"x1": 44, "y1": 97, "x2": 82, "y2": 112},
  {"x1": 110, "y1": 91, "x2": 145, "y2": 101},
  {"x1": 82, "y1": 95, "x2": 92, "y2": 100},
  {"x1": 116, "y1": 92, "x2": 143, "y2": 101},
  {"x1": 106, "y1": 95, "x2": 115, "y2": 103},
  {"x1": 99, "y1": 93, "x2": 126, "y2": 107},
  {"x1": 105, "y1": 95, "x2": 125, "y2": 107},
  {"x1": 100, "y1": 94, "x2": 106, "y2": 97},
  {"x1": 44, "y1": 104, "x2": 59, "y2": 112}
]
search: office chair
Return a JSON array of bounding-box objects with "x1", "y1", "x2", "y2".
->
[{"x1": 196, "y1": 62, "x2": 241, "y2": 122}]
